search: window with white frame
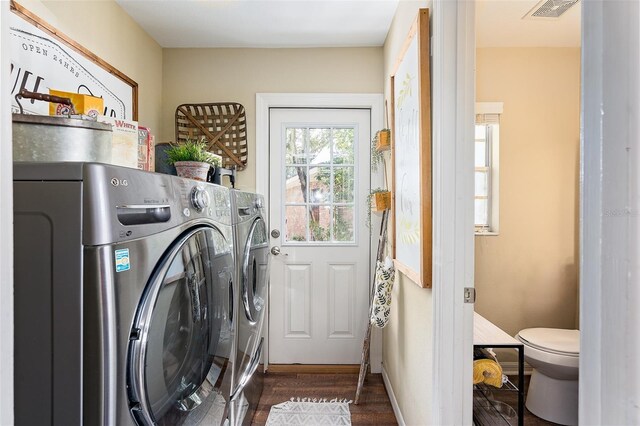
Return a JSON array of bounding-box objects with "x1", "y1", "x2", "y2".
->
[{"x1": 475, "y1": 103, "x2": 502, "y2": 234}]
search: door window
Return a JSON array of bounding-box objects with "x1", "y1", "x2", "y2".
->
[{"x1": 283, "y1": 126, "x2": 357, "y2": 244}]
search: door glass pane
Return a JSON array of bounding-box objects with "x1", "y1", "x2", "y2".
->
[
  {"x1": 475, "y1": 171, "x2": 489, "y2": 197},
  {"x1": 282, "y1": 124, "x2": 358, "y2": 246},
  {"x1": 285, "y1": 205, "x2": 307, "y2": 242},
  {"x1": 285, "y1": 128, "x2": 307, "y2": 165},
  {"x1": 309, "y1": 205, "x2": 331, "y2": 242},
  {"x1": 475, "y1": 198, "x2": 488, "y2": 226},
  {"x1": 333, "y1": 128, "x2": 355, "y2": 164},
  {"x1": 285, "y1": 166, "x2": 307, "y2": 203},
  {"x1": 334, "y1": 206, "x2": 354, "y2": 242},
  {"x1": 334, "y1": 166, "x2": 354, "y2": 203},
  {"x1": 308, "y1": 128, "x2": 331, "y2": 164},
  {"x1": 309, "y1": 166, "x2": 331, "y2": 203}
]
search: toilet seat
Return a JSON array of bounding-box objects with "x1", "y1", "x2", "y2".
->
[{"x1": 518, "y1": 328, "x2": 580, "y2": 357}]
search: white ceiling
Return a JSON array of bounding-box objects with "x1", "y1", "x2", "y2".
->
[
  {"x1": 476, "y1": 0, "x2": 581, "y2": 48},
  {"x1": 115, "y1": 0, "x2": 400, "y2": 48},
  {"x1": 116, "y1": 0, "x2": 581, "y2": 49}
]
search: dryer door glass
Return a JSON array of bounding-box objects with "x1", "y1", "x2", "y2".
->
[
  {"x1": 128, "y1": 226, "x2": 234, "y2": 426},
  {"x1": 241, "y1": 217, "x2": 269, "y2": 324},
  {"x1": 234, "y1": 217, "x2": 269, "y2": 398}
]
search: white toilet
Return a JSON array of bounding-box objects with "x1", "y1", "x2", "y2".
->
[{"x1": 516, "y1": 328, "x2": 580, "y2": 426}]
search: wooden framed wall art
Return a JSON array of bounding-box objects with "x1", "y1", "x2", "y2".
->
[
  {"x1": 9, "y1": 0, "x2": 138, "y2": 120},
  {"x1": 391, "y1": 8, "x2": 432, "y2": 288}
]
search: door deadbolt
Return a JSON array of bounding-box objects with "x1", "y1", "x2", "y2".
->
[{"x1": 271, "y1": 229, "x2": 280, "y2": 238}]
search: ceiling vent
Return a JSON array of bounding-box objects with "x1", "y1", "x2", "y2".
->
[{"x1": 523, "y1": 0, "x2": 580, "y2": 19}]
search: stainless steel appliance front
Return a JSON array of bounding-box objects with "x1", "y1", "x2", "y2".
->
[
  {"x1": 229, "y1": 190, "x2": 269, "y2": 426},
  {"x1": 14, "y1": 162, "x2": 234, "y2": 426}
]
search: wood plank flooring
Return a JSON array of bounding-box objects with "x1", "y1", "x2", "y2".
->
[{"x1": 252, "y1": 372, "x2": 398, "y2": 425}]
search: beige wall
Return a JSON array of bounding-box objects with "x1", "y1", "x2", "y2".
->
[
  {"x1": 475, "y1": 48, "x2": 580, "y2": 340},
  {"x1": 17, "y1": 0, "x2": 163, "y2": 132},
  {"x1": 161, "y1": 47, "x2": 383, "y2": 190},
  {"x1": 382, "y1": 2, "x2": 432, "y2": 424}
]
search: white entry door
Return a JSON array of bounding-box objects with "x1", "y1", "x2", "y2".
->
[{"x1": 268, "y1": 108, "x2": 371, "y2": 364}]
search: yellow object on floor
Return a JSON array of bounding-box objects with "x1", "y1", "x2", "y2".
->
[{"x1": 473, "y1": 358, "x2": 503, "y2": 388}]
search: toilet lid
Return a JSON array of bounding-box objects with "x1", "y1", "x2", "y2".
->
[{"x1": 518, "y1": 328, "x2": 580, "y2": 355}]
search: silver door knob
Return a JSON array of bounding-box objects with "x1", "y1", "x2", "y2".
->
[{"x1": 271, "y1": 246, "x2": 281, "y2": 256}]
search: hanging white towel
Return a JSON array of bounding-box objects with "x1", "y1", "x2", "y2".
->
[{"x1": 370, "y1": 258, "x2": 396, "y2": 328}]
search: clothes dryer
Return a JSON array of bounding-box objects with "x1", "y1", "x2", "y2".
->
[
  {"x1": 13, "y1": 162, "x2": 235, "y2": 426},
  {"x1": 229, "y1": 190, "x2": 269, "y2": 425}
]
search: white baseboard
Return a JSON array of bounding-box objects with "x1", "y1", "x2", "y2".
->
[
  {"x1": 381, "y1": 364, "x2": 406, "y2": 426},
  {"x1": 500, "y1": 361, "x2": 533, "y2": 376}
]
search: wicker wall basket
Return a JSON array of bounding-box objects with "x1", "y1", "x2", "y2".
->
[{"x1": 175, "y1": 103, "x2": 248, "y2": 170}]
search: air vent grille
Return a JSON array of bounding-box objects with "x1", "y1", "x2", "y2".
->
[{"x1": 524, "y1": 0, "x2": 579, "y2": 19}]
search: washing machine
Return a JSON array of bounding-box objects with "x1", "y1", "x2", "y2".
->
[
  {"x1": 13, "y1": 162, "x2": 235, "y2": 426},
  {"x1": 229, "y1": 190, "x2": 269, "y2": 425}
]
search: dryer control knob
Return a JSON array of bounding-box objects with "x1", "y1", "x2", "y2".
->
[
  {"x1": 191, "y1": 187, "x2": 210, "y2": 212},
  {"x1": 255, "y1": 198, "x2": 263, "y2": 209}
]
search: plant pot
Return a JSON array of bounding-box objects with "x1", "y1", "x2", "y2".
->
[
  {"x1": 174, "y1": 161, "x2": 211, "y2": 181},
  {"x1": 375, "y1": 129, "x2": 391, "y2": 152},
  {"x1": 371, "y1": 191, "x2": 391, "y2": 212}
]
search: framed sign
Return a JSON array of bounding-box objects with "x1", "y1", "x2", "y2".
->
[
  {"x1": 391, "y1": 9, "x2": 431, "y2": 288},
  {"x1": 9, "y1": 0, "x2": 138, "y2": 120}
]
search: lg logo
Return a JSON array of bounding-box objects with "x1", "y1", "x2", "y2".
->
[{"x1": 110, "y1": 178, "x2": 129, "y2": 187}]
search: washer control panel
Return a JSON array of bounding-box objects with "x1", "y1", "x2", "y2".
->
[
  {"x1": 172, "y1": 176, "x2": 232, "y2": 224},
  {"x1": 190, "y1": 186, "x2": 210, "y2": 212}
]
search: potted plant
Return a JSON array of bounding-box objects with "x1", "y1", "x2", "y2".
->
[
  {"x1": 165, "y1": 138, "x2": 221, "y2": 181},
  {"x1": 369, "y1": 188, "x2": 391, "y2": 212},
  {"x1": 373, "y1": 129, "x2": 391, "y2": 152},
  {"x1": 366, "y1": 188, "x2": 392, "y2": 228},
  {"x1": 371, "y1": 137, "x2": 384, "y2": 172}
]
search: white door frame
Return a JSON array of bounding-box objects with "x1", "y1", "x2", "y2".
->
[
  {"x1": 581, "y1": 1, "x2": 640, "y2": 424},
  {"x1": 0, "y1": 1, "x2": 14, "y2": 424},
  {"x1": 256, "y1": 93, "x2": 384, "y2": 372},
  {"x1": 431, "y1": 1, "x2": 475, "y2": 424}
]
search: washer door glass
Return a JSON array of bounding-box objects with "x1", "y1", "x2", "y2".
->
[{"x1": 128, "y1": 226, "x2": 234, "y2": 425}]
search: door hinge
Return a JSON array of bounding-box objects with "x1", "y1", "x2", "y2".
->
[{"x1": 464, "y1": 287, "x2": 476, "y2": 304}]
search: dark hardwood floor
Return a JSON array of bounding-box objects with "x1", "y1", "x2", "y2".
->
[
  {"x1": 252, "y1": 372, "x2": 398, "y2": 425},
  {"x1": 253, "y1": 372, "x2": 558, "y2": 425}
]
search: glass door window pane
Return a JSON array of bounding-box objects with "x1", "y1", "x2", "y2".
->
[
  {"x1": 334, "y1": 206, "x2": 355, "y2": 242},
  {"x1": 333, "y1": 128, "x2": 355, "y2": 164},
  {"x1": 308, "y1": 128, "x2": 331, "y2": 164},
  {"x1": 285, "y1": 128, "x2": 307, "y2": 164},
  {"x1": 285, "y1": 206, "x2": 308, "y2": 242},
  {"x1": 334, "y1": 167, "x2": 355, "y2": 203},
  {"x1": 283, "y1": 125, "x2": 357, "y2": 244},
  {"x1": 309, "y1": 205, "x2": 331, "y2": 242},
  {"x1": 285, "y1": 166, "x2": 307, "y2": 203},
  {"x1": 309, "y1": 166, "x2": 332, "y2": 203}
]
